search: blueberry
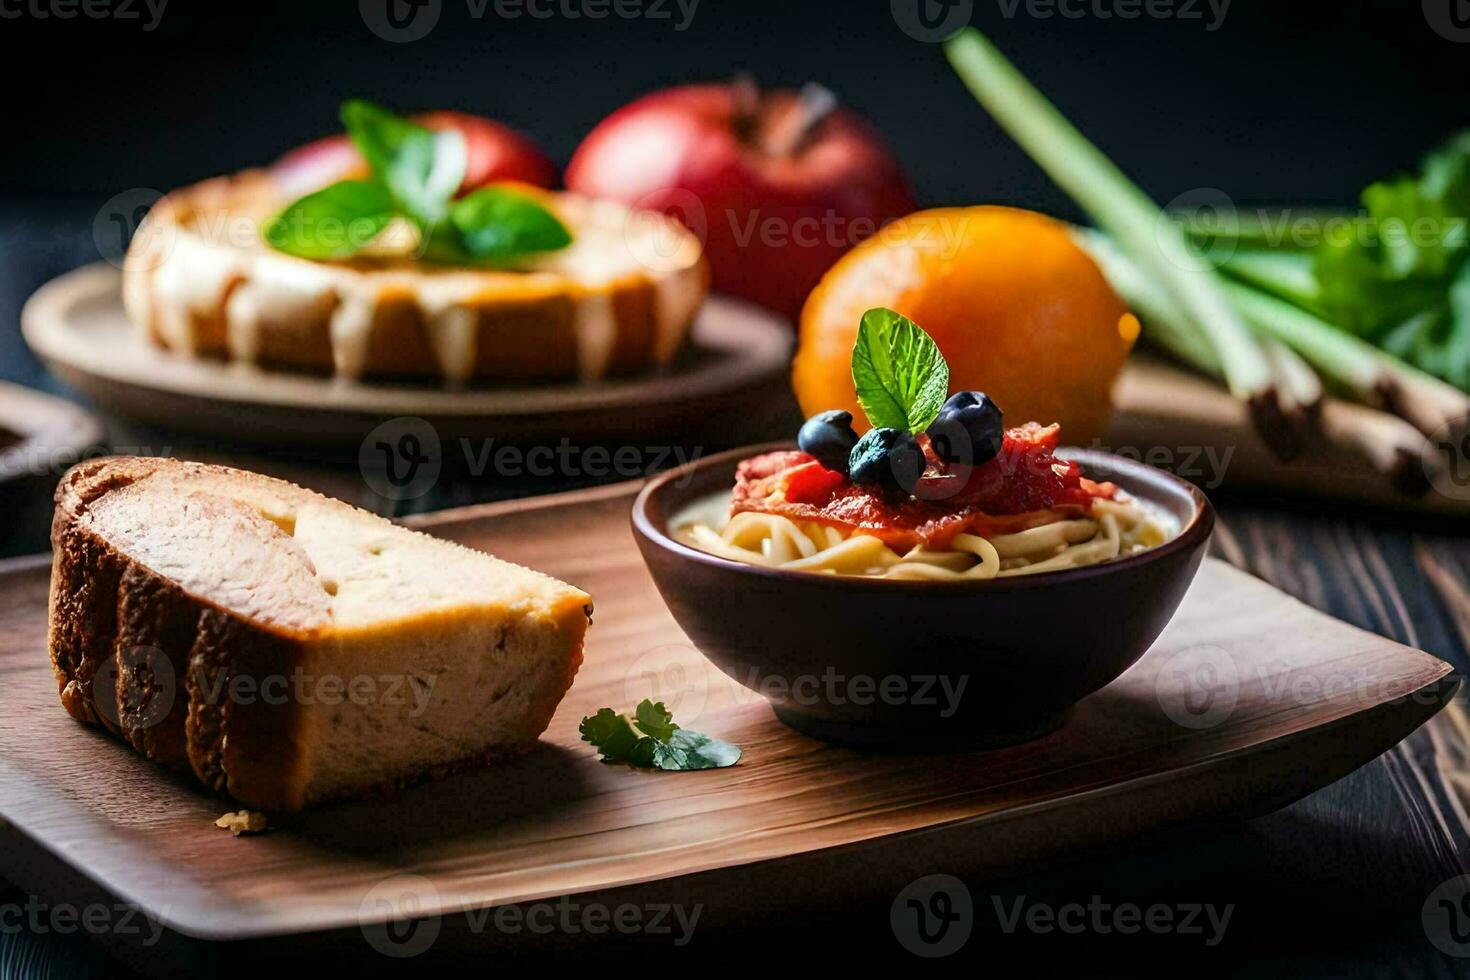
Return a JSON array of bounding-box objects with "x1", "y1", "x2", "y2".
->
[
  {"x1": 926, "y1": 391, "x2": 1004, "y2": 466},
  {"x1": 797, "y1": 410, "x2": 859, "y2": 473},
  {"x1": 848, "y1": 427, "x2": 925, "y2": 494}
]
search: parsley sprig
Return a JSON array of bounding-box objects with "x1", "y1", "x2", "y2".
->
[
  {"x1": 579, "y1": 700, "x2": 742, "y2": 771},
  {"x1": 263, "y1": 100, "x2": 571, "y2": 266},
  {"x1": 1313, "y1": 131, "x2": 1470, "y2": 389}
]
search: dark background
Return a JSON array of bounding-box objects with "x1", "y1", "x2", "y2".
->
[
  {"x1": 2, "y1": 2, "x2": 1470, "y2": 975},
  {"x1": 1, "y1": 0, "x2": 1465, "y2": 208},
  {"x1": 4, "y1": 0, "x2": 1465, "y2": 397}
]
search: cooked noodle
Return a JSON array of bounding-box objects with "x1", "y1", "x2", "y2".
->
[{"x1": 676, "y1": 495, "x2": 1171, "y2": 580}]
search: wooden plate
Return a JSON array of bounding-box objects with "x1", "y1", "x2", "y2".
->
[
  {"x1": 0, "y1": 382, "x2": 104, "y2": 555},
  {"x1": 0, "y1": 381, "x2": 103, "y2": 486},
  {"x1": 20, "y1": 263, "x2": 794, "y2": 447},
  {"x1": 0, "y1": 479, "x2": 1455, "y2": 961}
]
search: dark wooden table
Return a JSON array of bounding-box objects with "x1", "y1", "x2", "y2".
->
[{"x1": 4, "y1": 201, "x2": 1470, "y2": 976}]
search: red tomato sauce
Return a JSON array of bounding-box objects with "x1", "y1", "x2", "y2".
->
[{"x1": 730, "y1": 423, "x2": 1115, "y2": 551}]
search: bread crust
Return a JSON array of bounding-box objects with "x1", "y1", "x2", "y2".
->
[
  {"x1": 49, "y1": 458, "x2": 313, "y2": 810},
  {"x1": 48, "y1": 458, "x2": 589, "y2": 813},
  {"x1": 123, "y1": 172, "x2": 710, "y2": 383}
]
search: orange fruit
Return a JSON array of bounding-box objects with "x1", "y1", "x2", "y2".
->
[{"x1": 792, "y1": 206, "x2": 1138, "y2": 445}]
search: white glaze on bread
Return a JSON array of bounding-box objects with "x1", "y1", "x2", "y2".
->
[{"x1": 123, "y1": 172, "x2": 710, "y2": 382}]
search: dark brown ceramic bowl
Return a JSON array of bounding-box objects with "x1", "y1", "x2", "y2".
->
[{"x1": 632, "y1": 443, "x2": 1214, "y2": 749}]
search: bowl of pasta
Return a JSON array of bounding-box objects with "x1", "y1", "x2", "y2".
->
[
  {"x1": 632, "y1": 437, "x2": 1213, "y2": 748},
  {"x1": 634, "y1": 308, "x2": 1213, "y2": 747}
]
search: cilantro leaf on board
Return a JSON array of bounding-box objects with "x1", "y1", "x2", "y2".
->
[
  {"x1": 578, "y1": 708, "x2": 640, "y2": 763},
  {"x1": 656, "y1": 729, "x2": 743, "y2": 770},
  {"x1": 632, "y1": 699, "x2": 679, "y2": 742},
  {"x1": 851, "y1": 307, "x2": 951, "y2": 433},
  {"x1": 579, "y1": 700, "x2": 741, "y2": 771}
]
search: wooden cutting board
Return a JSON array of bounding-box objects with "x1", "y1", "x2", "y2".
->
[
  {"x1": 1107, "y1": 359, "x2": 1470, "y2": 518},
  {"x1": 0, "y1": 480, "x2": 1457, "y2": 960}
]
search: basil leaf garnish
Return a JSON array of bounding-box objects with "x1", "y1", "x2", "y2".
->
[
  {"x1": 261, "y1": 179, "x2": 396, "y2": 259},
  {"x1": 450, "y1": 186, "x2": 573, "y2": 262},
  {"x1": 851, "y1": 307, "x2": 951, "y2": 433},
  {"x1": 340, "y1": 99, "x2": 465, "y2": 225},
  {"x1": 263, "y1": 100, "x2": 572, "y2": 267}
]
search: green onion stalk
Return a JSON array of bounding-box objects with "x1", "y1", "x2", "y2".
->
[
  {"x1": 944, "y1": 28, "x2": 1315, "y2": 459},
  {"x1": 1076, "y1": 229, "x2": 1442, "y2": 492}
]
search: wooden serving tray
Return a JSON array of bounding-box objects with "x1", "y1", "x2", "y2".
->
[
  {"x1": 0, "y1": 480, "x2": 1457, "y2": 955},
  {"x1": 1106, "y1": 359, "x2": 1470, "y2": 519}
]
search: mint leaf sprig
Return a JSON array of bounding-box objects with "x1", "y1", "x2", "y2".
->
[
  {"x1": 263, "y1": 100, "x2": 571, "y2": 267},
  {"x1": 261, "y1": 179, "x2": 396, "y2": 260},
  {"x1": 342, "y1": 99, "x2": 466, "y2": 227},
  {"x1": 579, "y1": 700, "x2": 742, "y2": 771},
  {"x1": 851, "y1": 307, "x2": 950, "y2": 433}
]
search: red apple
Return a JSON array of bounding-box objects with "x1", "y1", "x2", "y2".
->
[
  {"x1": 417, "y1": 111, "x2": 559, "y2": 191},
  {"x1": 566, "y1": 80, "x2": 917, "y2": 322},
  {"x1": 272, "y1": 110, "x2": 557, "y2": 199},
  {"x1": 271, "y1": 134, "x2": 363, "y2": 199}
]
